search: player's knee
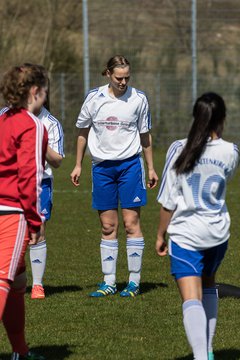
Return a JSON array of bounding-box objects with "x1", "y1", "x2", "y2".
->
[
  {"x1": 11, "y1": 271, "x2": 27, "y2": 291},
  {"x1": 101, "y1": 223, "x2": 118, "y2": 237},
  {"x1": 123, "y1": 218, "x2": 141, "y2": 237},
  {"x1": 202, "y1": 274, "x2": 216, "y2": 288}
]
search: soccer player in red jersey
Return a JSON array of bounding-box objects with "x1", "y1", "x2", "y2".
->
[{"x1": 0, "y1": 64, "x2": 48, "y2": 360}]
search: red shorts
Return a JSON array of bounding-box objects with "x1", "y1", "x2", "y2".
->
[{"x1": 0, "y1": 213, "x2": 29, "y2": 282}]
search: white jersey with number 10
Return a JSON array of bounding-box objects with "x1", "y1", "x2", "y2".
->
[{"x1": 157, "y1": 138, "x2": 239, "y2": 251}]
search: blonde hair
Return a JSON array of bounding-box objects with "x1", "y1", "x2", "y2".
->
[{"x1": 102, "y1": 55, "x2": 130, "y2": 76}]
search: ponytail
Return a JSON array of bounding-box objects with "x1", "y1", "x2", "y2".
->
[{"x1": 174, "y1": 92, "x2": 226, "y2": 174}]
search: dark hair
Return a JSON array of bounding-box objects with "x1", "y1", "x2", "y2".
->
[
  {"x1": 174, "y1": 92, "x2": 226, "y2": 174},
  {"x1": 0, "y1": 63, "x2": 48, "y2": 109},
  {"x1": 102, "y1": 55, "x2": 130, "y2": 76},
  {"x1": 43, "y1": 77, "x2": 50, "y2": 111}
]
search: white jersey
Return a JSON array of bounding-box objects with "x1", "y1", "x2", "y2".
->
[
  {"x1": 76, "y1": 84, "x2": 151, "y2": 162},
  {"x1": 38, "y1": 107, "x2": 64, "y2": 179},
  {"x1": 0, "y1": 107, "x2": 64, "y2": 179},
  {"x1": 157, "y1": 138, "x2": 239, "y2": 250}
]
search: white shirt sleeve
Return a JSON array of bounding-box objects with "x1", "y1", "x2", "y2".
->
[
  {"x1": 76, "y1": 90, "x2": 98, "y2": 128},
  {"x1": 137, "y1": 94, "x2": 151, "y2": 134},
  {"x1": 48, "y1": 120, "x2": 64, "y2": 156},
  {"x1": 157, "y1": 140, "x2": 184, "y2": 210},
  {"x1": 227, "y1": 143, "x2": 239, "y2": 180}
]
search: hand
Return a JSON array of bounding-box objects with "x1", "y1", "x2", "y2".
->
[
  {"x1": 156, "y1": 235, "x2": 168, "y2": 256},
  {"x1": 29, "y1": 232, "x2": 40, "y2": 245},
  {"x1": 147, "y1": 169, "x2": 159, "y2": 189},
  {"x1": 70, "y1": 165, "x2": 81, "y2": 186}
]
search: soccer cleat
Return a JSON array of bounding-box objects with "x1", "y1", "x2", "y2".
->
[
  {"x1": 31, "y1": 285, "x2": 45, "y2": 299},
  {"x1": 89, "y1": 281, "x2": 117, "y2": 297},
  {"x1": 120, "y1": 281, "x2": 140, "y2": 297},
  {"x1": 11, "y1": 350, "x2": 45, "y2": 360},
  {"x1": 208, "y1": 352, "x2": 215, "y2": 360}
]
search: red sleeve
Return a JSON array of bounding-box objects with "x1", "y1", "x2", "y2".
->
[{"x1": 17, "y1": 120, "x2": 48, "y2": 233}]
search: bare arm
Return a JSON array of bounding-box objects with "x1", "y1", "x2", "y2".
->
[
  {"x1": 155, "y1": 206, "x2": 174, "y2": 256},
  {"x1": 46, "y1": 146, "x2": 63, "y2": 168},
  {"x1": 140, "y1": 132, "x2": 159, "y2": 189},
  {"x1": 70, "y1": 128, "x2": 90, "y2": 186}
]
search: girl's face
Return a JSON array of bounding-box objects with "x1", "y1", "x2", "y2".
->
[{"x1": 107, "y1": 66, "x2": 130, "y2": 97}]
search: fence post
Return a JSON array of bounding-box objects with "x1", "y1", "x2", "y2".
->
[
  {"x1": 82, "y1": 0, "x2": 90, "y2": 95},
  {"x1": 192, "y1": 0, "x2": 197, "y2": 105},
  {"x1": 60, "y1": 72, "x2": 65, "y2": 125}
]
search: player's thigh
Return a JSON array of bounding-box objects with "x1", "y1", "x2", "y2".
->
[
  {"x1": 0, "y1": 214, "x2": 29, "y2": 282},
  {"x1": 177, "y1": 276, "x2": 202, "y2": 301},
  {"x1": 92, "y1": 163, "x2": 118, "y2": 210},
  {"x1": 119, "y1": 156, "x2": 147, "y2": 208}
]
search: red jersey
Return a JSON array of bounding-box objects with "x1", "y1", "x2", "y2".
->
[{"x1": 0, "y1": 108, "x2": 48, "y2": 233}]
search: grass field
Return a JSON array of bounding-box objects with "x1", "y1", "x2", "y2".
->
[{"x1": 1, "y1": 151, "x2": 240, "y2": 360}]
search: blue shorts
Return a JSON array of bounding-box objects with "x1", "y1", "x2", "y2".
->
[
  {"x1": 40, "y1": 178, "x2": 53, "y2": 221},
  {"x1": 169, "y1": 239, "x2": 228, "y2": 280},
  {"x1": 92, "y1": 154, "x2": 147, "y2": 210}
]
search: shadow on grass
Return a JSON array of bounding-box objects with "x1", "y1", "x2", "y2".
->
[
  {"x1": 26, "y1": 285, "x2": 82, "y2": 297},
  {"x1": 0, "y1": 344, "x2": 74, "y2": 360},
  {"x1": 137, "y1": 281, "x2": 168, "y2": 294},
  {"x1": 216, "y1": 282, "x2": 240, "y2": 299},
  {"x1": 176, "y1": 348, "x2": 240, "y2": 359}
]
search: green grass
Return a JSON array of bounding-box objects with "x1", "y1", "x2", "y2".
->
[{"x1": 1, "y1": 151, "x2": 240, "y2": 360}]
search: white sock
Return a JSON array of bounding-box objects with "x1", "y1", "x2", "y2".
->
[
  {"x1": 30, "y1": 240, "x2": 47, "y2": 286},
  {"x1": 100, "y1": 239, "x2": 118, "y2": 286},
  {"x1": 126, "y1": 237, "x2": 144, "y2": 286},
  {"x1": 182, "y1": 299, "x2": 208, "y2": 360},
  {"x1": 202, "y1": 287, "x2": 218, "y2": 353}
]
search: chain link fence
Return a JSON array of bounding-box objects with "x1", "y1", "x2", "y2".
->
[{"x1": 48, "y1": 0, "x2": 240, "y2": 153}]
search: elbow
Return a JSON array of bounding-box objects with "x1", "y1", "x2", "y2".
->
[
  {"x1": 47, "y1": 156, "x2": 63, "y2": 169},
  {"x1": 51, "y1": 158, "x2": 63, "y2": 168}
]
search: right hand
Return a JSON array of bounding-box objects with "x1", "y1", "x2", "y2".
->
[
  {"x1": 70, "y1": 165, "x2": 81, "y2": 186},
  {"x1": 29, "y1": 231, "x2": 41, "y2": 245},
  {"x1": 155, "y1": 235, "x2": 168, "y2": 257}
]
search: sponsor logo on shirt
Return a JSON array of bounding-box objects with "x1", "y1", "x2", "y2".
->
[{"x1": 97, "y1": 116, "x2": 136, "y2": 131}]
